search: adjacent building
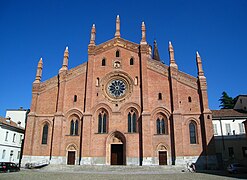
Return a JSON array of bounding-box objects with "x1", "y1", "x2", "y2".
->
[
  {"x1": 0, "y1": 108, "x2": 28, "y2": 165},
  {"x1": 212, "y1": 100, "x2": 247, "y2": 167},
  {"x1": 22, "y1": 16, "x2": 216, "y2": 168},
  {"x1": 5, "y1": 108, "x2": 28, "y2": 129},
  {"x1": 234, "y1": 95, "x2": 247, "y2": 138},
  {"x1": 234, "y1": 95, "x2": 247, "y2": 112}
]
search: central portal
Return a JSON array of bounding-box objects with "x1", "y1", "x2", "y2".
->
[
  {"x1": 107, "y1": 131, "x2": 126, "y2": 165},
  {"x1": 111, "y1": 144, "x2": 123, "y2": 165}
]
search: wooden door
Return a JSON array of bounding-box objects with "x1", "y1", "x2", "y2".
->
[
  {"x1": 67, "y1": 151, "x2": 75, "y2": 165},
  {"x1": 111, "y1": 144, "x2": 123, "y2": 165},
  {"x1": 159, "y1": 151, "x2": 167, "y2": 165}
]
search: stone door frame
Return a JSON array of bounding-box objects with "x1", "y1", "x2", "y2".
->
[{"x1": 106, "y1": 131, "x2": 126, "y2": 165}]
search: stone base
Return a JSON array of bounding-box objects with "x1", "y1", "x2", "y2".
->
[
  {"x1": 175, "y1": 155, "x2": 218, "y2": 170},
  {"x1": 142, "y1": 157, "x2": 174, "y2": 166},
  {"x1": 126, "y1": 157, "x2": 139, "y2": 165},
  {"x1": 80, "y1": 157, "x2": 105, "y2": 165},
  {"x1": 21, "y1": 155, "x2": 50, "y2": 167},
  {"x1": 142, "y1": 157, "x2": 153, "y2": 165},
  {"x1": 21, "y1": 155, "x2": 217, "y2": 169},
  {"x1": 80, "y1": 157, "x2": 140, "y2": 165},
  {"x1": 50, "y1": 156, "x2": 68, "y2": 165}
]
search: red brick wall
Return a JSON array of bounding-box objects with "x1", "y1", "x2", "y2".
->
[{"x1": 23, "y1": 38, "x2": 214, "y2": 165}]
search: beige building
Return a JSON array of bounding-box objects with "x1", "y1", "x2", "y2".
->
[
  {"x1": 0, "y1": 116, "x2": 24, "y2": 165},
  {"x1": 212, "y1": 109, "x2": 247, "y2": 167},
  {"x1": 22, "y1": 16, "x2": 216, "y2": 169}
]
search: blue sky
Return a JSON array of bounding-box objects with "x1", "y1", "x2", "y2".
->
[{"x1": 0, "y1": 0, "x2": 247, "y2": 116}]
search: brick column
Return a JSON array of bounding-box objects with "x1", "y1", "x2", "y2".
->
[
  {"x1": 196, "y1": 52, "x2": 216, "y2": 168},
  {"x1": 50, "y1": 72, "x2": 66, "y2": 163},
  {"x1": 169, "y1": 66, "x2": 182, "y2": 165},
  {"x1": 168, "y1": 42, "x2": 182, "y2": 165},
  {"x1": 23, "y1": 59, "x2": 42, "y2": 164},
  {"x1": 139, "y1": 44, "x2": 152, "y2": 165},
  {"x1": 80, "y1": 114, "x2": 92, "y2": 164}
]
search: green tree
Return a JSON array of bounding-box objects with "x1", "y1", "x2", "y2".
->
[{"x1": 219, "y1": 91, "x2": 235, "y2": 109}]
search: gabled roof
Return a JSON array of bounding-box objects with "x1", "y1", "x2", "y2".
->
[
  {"x1": 212, "y1": 109, "x2": 247, "y2": 119},
  {"x1": 92, "y1": 37, "x2": 140, "y2": 55}
]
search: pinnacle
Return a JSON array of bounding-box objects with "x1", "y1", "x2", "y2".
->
[
  {"x1": 115, "y1": 14, "x2": 121, "y2": 38},
  {"x1": 169, "y1": 41, "x2": 172, "y2": 47},
  {"x1": 196, "y1": 51, "x2": 200, "y2": 57},
  {"x1": 39, "y1": 57, "x2": 43, "y2": 63},
  {"x1": 64, "y1": 46, "x2": 69, "y2": 56},
  {"x1": 91, "y1": 24, "x2": 96, "y2": 32},
  {"x1": 168, "y1": 41, "x2": 174, "y2": 51}
]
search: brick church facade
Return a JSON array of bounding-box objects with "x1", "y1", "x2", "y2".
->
[{"x1": 22, "y1": 16, "x2": 216, "y2": 168}]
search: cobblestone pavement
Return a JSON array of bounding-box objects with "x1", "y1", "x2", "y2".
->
[{"x1": 1, "y1": 167, "x2": 247, "y2": 180}]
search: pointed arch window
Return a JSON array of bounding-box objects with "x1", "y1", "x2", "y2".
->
[
  {"x1": 188, "y1": 96, "x2": 192, "y2": 103},
  {"x1": 158, "y1": 93, "x2": 162, "y2": 100},
  {"x1": 156, "y1": 117, "x2": 166, "y2": 134},
  {"x1": 74, "y1": 95, "x2": 77, "y2": 102},
  {"x1": 189, "y1": 122, "x2": 197, "y2": 144},
  {"x1": 98, "y1": 111, "x2": 107, "y2": 133},
  {"x1": 96, "y1": 77, "x2": 99, "y2": 87},
  {"x1": 102, "y1": 58, "x2": 106, "y2": 66},
  {"x1": 134, "y1": 76, "x2": 138, "y2": 85},
  {"x1": 128, "y1": 111, "x2": 137, "y2": 133},
  {"x1": 70, "y1": 119, "x2": 79, "y2": 135},
  {"x1": 130, "y1": 58, "x2": 134, "y2": 65},
  {"x1": 116, "y1": 50, "x2": 120, "y2": 57},
  {"x1": 42, "y1": 123, "x2": 48, "y2": 144}
]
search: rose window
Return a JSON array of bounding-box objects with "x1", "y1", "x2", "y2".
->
[{"x1": 108, "y1": 80, "x2": 126, "y2": 97}]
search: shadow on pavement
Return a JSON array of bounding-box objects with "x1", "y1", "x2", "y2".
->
[{"x1": 196, "y1": 170, "x2": 247, "y2": 179}]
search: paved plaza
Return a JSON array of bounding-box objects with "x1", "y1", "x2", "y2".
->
[{"x1": 1, "y1": 165, "x2": 247, "y2": 180}]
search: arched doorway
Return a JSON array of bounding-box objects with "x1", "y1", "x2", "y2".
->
[
  {"x1": 66, "y1": 144, "x2": 77, "y2": 165},
  {"x1": 107, "y1": 131, "x2": 126, "y2": 165},
  {"x1": 157, "y1": 144, "x2": 168, "y2": 165}
]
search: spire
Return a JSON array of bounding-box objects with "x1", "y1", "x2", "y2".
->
[
  {"x1": 115, "y1": 15, "x2": 120, "y2": 38},
  {"x1": 196, "y1": 51, "x2": 204, "y2": 77},
  {"x1": 59, "y1": 46, "x2": 69, "y2": 73},
  {"x1": 140, "y1": 21, "x2": 147, "y2": 44},
  {"x1": 152, "y1": 40, "x2": 161, "y2": 61},
  {"x1": 169, "y1": 41, "x2": 178, "y2": 68},
  {"x1": 89, "y1": 24, "x2": 96, "y2": 46},
  {"x1": 34, "y1": 57, "x2": 43, "y2": 83}
]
